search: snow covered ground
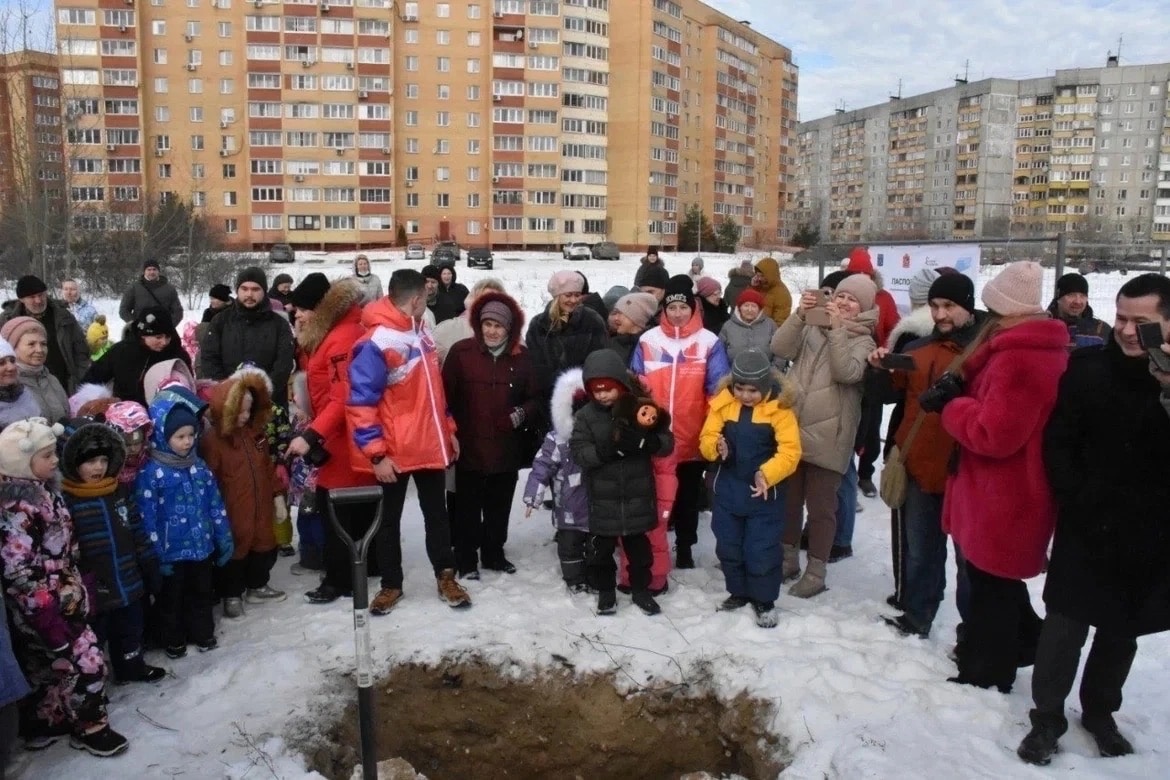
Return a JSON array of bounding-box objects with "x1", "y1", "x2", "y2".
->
[{"x1": 6, "y1": 253, "x2": 1168, "y2": 779}]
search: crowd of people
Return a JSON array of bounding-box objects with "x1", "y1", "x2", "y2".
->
[{"x1": 1, "y1": 248, "x2": 1168, "y2": 772}]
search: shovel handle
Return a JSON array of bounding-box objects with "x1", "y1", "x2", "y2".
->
[{"x1": 326, "y1": 486, "x2": 384, "y2": 563}]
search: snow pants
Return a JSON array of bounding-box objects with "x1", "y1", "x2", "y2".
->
[
  {"x1": 15, "y1": 623, "x2": 108, "y2": 738},
  {"x1": 712, "y1": 489, "x2": 787, "y2": 604},
  {"x1": 0, "y1": 701, "x2": 16, "y2": 774},
  {"x1": 92, "y1": 599, "x2": 147, "y2": 682},
  {"x1": 619, "y1": 455, "x2": 700, "y2": 592},
  {"x1": 218, "y1": 549, "x2": 278, "y2": 598},
  {"x1": 588, "y1": 533, "x2": 652, "y2": 594},
  {"x1": 156, "y1": 558, "x2": 215, "y2": 649},
  {"x1": 556, "y1": 529, "x2": 588, "y2": 587}
]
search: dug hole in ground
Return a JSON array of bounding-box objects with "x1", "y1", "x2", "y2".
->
[{"x1": 9, "y1": 252, "x2": 1169, "y2": 779}]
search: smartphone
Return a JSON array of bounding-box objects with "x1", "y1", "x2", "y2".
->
[
  {"x1": 805, "y1": 307, "x2": 831, "y2": 327},
  {"x1": 878, "y1": 353, "x2": 917, "y2": 371},
  {"x1": 1137, "y1": 322, "x2": 1170, "y2": 372}
]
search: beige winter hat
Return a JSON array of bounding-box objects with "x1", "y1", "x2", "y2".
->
[{"x1": 982, "y1": 261, "x2": 1045, "y2": 317}]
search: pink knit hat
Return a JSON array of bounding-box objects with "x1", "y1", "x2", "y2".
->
[
  {"x1": 982, "y1": 261, "x2": 1044, "y2": 317},
  {"x1": 548, "y1": 270, "x2": 585, "y2": 297},
  {"x1": 695, "y1": 276, "x2": 722, "y2": 298},
  {"x1": 0, "y1": 316, "x2": 46, "y2": 350}
]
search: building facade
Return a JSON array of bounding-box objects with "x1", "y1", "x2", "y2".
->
[
  {"x1": 48, "y1": 0, "x2": 796, "y2": 251},
  {"x1": 0, "y1": 51, "x2": 67, "y2": 234},
  {"x1": 792, "y1": 59, "x2": 1170, "y2": 247}
]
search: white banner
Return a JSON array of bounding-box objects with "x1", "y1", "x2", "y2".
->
[{"x1": 869, "y1": 244, "x2": 981, "y2": 314}]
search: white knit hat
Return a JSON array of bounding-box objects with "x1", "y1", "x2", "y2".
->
[
  {"x1": 981, "y1": 261, "x2": 1045, "y2": 317},
  {"x1": 908, "y1": 268, "x2": 940, "y2": 306},
  {"x1": 0, "y1": 339, "x2": 13, "y2": 361},
  {"x1": 547, "y1": 270, "x2": 585, "y2": 297},
  {"x1": 0, "y1": 417, "x2": 64, "y2": 480}
]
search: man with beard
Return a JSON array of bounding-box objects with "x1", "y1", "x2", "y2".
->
[
  {"x1": 1047, "y1": 272, "x2": 1109, "y2": 350},
  {"x1": 199, "y1": 267, "x2": 294, "y2": 407},
  {"x1": 0, "y1": 275, "x2": 90, "y2": 393}
]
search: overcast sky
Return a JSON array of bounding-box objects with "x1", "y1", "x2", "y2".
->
[{"x1": 3, "y1": 0, "x2": 1166, "y2": 123}]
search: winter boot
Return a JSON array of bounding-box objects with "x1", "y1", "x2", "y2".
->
[
  {"x1": 718, "y1": 595, "x2": 750, "y2": 611},
  {"x1": 632, "y1": 591, "x2": 661, "y2": 616},
  {"x1": 483, "y1": 557, "x2": 517, "y2": 574},
  {"x1": 1017, "y1": 710, "x2": 1067, "y2": 766},
  {"x1": 597, "y1": 589, "x2": 617, "y2": 615},
  {"x1": 675, "y1": 545, "x2": 694, "y2": 569},
  {"x1": 753, "y1": 601, "x2": 779, "y2": 629},
  {"x1": 369, "y1": 587, "x2": 404, "y2": 615},
  {"x1": 782, "y1": 544, "x2": 802, "y2": 582},
  {"x1": 305, "y1": 584, "x2": 346, "y2": 604},
  {"x1": 437, "y1": 569, "x2": 472, "y2": 608},
  {"x1": 858, "y1": 478, "x2": 877, "y2": 498},
  {"x1": 1082, "y1": 714, "x2": 1134, "y2": 757},
  {"x1": 245, "y1": 585, "x2": 287, "y2": 604},
  {"x1": 223, "y1": 597, "x2": 245, "y2": 618},
  {"x1": 828, "y1": 544, "x2": 853, "y2": 563},
  {"x1": 882, "y1": 614, "x2": 928, "y2": 639},
  {"x1": 195, "y1": 637, "x2": 218, "y2": 652},
  {"x1": 70, "y1": 726, "x2": 129, "y2": 757},
  {"x1": 788, "y1": 556, "x2": 827, "y2": 599},
  {"x1": 277, "y1": 544, "x2": 297, "y2": 557},
  {"x1": 164, "y1": 644, "x2": 188, "y2": 659}
]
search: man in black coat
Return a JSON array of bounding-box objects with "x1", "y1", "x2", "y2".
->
[
  {"x1": 1019, "y1": 273, "x2": 1170, "y2": 765},
  {"x1": 199, "y1": 267, "x2": 295, "y2": 407}
]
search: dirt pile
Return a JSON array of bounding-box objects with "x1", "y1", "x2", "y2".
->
[{"x1": 308, "y1": 658, "x2": 786, "y2": 780}]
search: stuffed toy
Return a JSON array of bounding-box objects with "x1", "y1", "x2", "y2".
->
[{"x1": 611, "y1": 393, "x2": 671, "y2": 440}]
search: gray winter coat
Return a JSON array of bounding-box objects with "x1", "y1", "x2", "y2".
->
[
  {"x1": 199, "y1": 302, "x2": 295, "y2": 406},
  {"x1": 0, "y1": 385, "x2": 43, "y2": 430},
  {"x1": 352, "y1": 272, "x2": 384, "y2": 305},
  {"x1": 771, "y1": 309, "x2": 876, "y2": 474},
  {"x1": 16, "y1": 363, "x2": 69, "y2": 423},
  {"x1": 0, "y1": 299, "x2": 91, "y2": 394},
  {"x1": 569, "y1": 349, "x2": 673, "y2": 537},
  {"x1": 523, "y1": 368, "x2": 590, "y2": 532},
  {"x1": 719, "y1": 311, "x2": 784, "y2": 369},
  {"x1": 119, "y1": 276, "x2": 184, "y2": 327}
]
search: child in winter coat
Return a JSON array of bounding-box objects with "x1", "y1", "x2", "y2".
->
[
  {"x1": 719, "y1": 289, "x2": 783, "y2": 369},
  {"x1": 523, "y1": 368, "x2": 591, "y2": 592},
  {"x1": 86, "y1": 315, "x2": 111, "y2": 361},
  {"x1": 106, "y1": 400, "x2": 153, "y2": 486},
  {"x1": 0, "y1": 418, "x2": 129, "y2": 756},
  {"x1": 60, "y1": 420, "x2": 166, "y2": 683},
  {"x1": 570, "y1": 349, "x2": 674, "y2": 616},
  {"x1": 699, "y1": 349, "x2": 802, "y2": 628},
  {"x1": 200, "y1": 371, "x2": 286, "y2": 618},
  {"x1": 136, "y1": 393, "x2": 233, "y2": 657}
]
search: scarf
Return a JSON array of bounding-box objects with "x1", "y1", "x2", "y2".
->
[
  {"x1": 0, "y1": 382, "x2": 23, "y2": 403},
  {"x1": 62, "y1": 476, "x2": 118, "y2": 498},
  {"x1": 150, "y1": 448, "x2": 197, "y2": 470},
  {"x1": 488, "y1": 342, "x2": 507, "y2": 358}
]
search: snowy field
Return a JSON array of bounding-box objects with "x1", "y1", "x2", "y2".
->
[{"x1": 5, "y1": 252, "x2": 1169, "y2": 779}]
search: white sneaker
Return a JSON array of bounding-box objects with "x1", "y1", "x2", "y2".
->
[{"x1": 244, "y1": 585, "x2": 287, "y2": 604}]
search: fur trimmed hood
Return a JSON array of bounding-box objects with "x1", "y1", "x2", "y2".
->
[
  {"x1": 550, "y1": 367, "x2": 586, "y2": 443},
  {"x1": 297, "y1": 277, "x2": 366, "y2": 354},
  {"x1": 69, "y1": 383, "x2": 115, "y2": 418},
  {"x1": 885, "y1": 305, "x2": 935, "y2": 349},
  {"x1": 469, "y1": 290, "x2": 526, "y2": 353},
  {"x1": 61, "y1": 421, "x2": 127, "y2": 482},
  {"x1": 208, "y1": 370, "x2": 273, "y2": 438}
]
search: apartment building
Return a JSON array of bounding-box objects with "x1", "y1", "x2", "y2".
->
[
  {"x1": 0, "y1": 51, "x2": 67, "y2": 221},
  {"x1": 793, "y1": 58, "x2": 1170, "y2": 247},
  {"x1": 50, "y1": 0, "x2": 795, "y2": 251}
]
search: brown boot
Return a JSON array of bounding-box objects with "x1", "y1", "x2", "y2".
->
[
  {"x1": 782, "y1": 544, "x2": 801, "y2": 582},
  {"x1": 369, "y1": 587, "x2": 403, "y2": 616},
  {"x1": 788, "y1": 557, "x2": 827, "y2": 599},
  {"x1": 437, "y1": 569, "x2": 471, "y2": 608}
]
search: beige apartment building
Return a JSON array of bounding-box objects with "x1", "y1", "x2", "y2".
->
[
  {"x1": 49, "y1": 0, "x2": 795, "y2": 251},
  {"x1": 0, "y1": 51, "x2": 67, "y2": 234},
  {"x1": 793, "y1": 58, "x2": 1170, "y2": 247}
]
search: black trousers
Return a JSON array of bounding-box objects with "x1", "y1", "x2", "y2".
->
[
  {"x1": 92, "y1": 600, "x2": 146, "y2": 682},
  {"x1": 374, "y1": 469, "x2": 456, "y2": 590},
  {"x1": 672, "y1": 461, "x2": 707, "y2": 548},
  {"x1": 156, "y1": 558, "x2": 215, "y2": 648},
  {"x1": 857, "y1": 393, "x2": 883, "y2": 481},
  {"x1": 958, "y1": 560, "x2": 1042, "y2": 692},
  {"x1": 451, "y1": 469, "x2": 519, "y2": 573},
  {"x1": 587, "y1": 533, "x2": 652, "y2": 594},
  {"x1": 217, "y1": 549, "x2": 278, "y2": 598},
  {"x1": 557, "y1": 529, "x2": 588, "y2": 585},
  {"x1": 0, "y1": 702, "x2": 18, "y2": 776},
  {"x1": 319, "y1": 485, "x2": 380, "y2": 591},
  {"x1": 1031, "y1": 610, "x2": 1138, "y2": 727}
]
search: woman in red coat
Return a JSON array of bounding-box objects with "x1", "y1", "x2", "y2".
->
[
  {"x1": 285, "y1": 275, "x2": 378, "y2": 604},
  {"x1": 442, "y1": 291, "x2": 540, "y2": 578},
  {"x1": 926, "y1": 262, "x2": 1069, "y2": 693}
]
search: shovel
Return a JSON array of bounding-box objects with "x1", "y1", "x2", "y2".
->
[{"x1": 326, "y1": 486, "x2": 384, "y2": 780}]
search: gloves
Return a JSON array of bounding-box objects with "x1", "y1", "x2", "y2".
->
[
  {"x1": 216, "y1": 540, "x2": 235, "y2": 568},
  {"x1": 273, "y1": 495, "x2": 289, "y2": 524},
  {"x1": 918, "y1": 372, "x2": 964, "y2": 413},
  {"x1": 159, "y1": 562, "x2": 174, "y2": 577},
  {"x1": 509, "y1": 407, "x2": 526, "y2": 429},
  {"x1": 614, "y1": 426, "x2": 647, "y2": 455}
]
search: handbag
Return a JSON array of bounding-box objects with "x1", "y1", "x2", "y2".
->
[{"x1": 878, "y1": 319, "x2": 995, "y2": 509}]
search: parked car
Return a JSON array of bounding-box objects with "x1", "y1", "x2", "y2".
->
[
  {"x1": 432, "y1": 247, "x2": 458, "y2": 268},
  {"x1": 467, "y1": 248, "x2": 493, "y2": 270},
  {"x1": 563, "y1": 241, "x2": 591, "y2": 261},
  {"x1": 269, "y1": 243, "x2": 295, "y2": 263},
  {"x1": 405, "y1": 243, "x2": 425, "y2": 261},
  {"x1": 432, "y1": 241, "x2": 461, "y2": 263},
  {"x1": 591, "y1": 241, "x2": 620, "y2": 261}
]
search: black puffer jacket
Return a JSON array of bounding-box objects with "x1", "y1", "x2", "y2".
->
[
  {"x1": 1042, "y1": 340, "x2": 1170, "y2": 636},
  {"x1": 199, "y1": 302, "x2": 295, "y2": 406},
  {"x1": 526, "y1": 305, "x2": 608, "y2": 408},
  {"x1": 119, "y1": 276, "x2": 184, "y2": 327},
  {"x1": 569, "y1": 349, "x2": 673, "y2": 537},
  {"x1": 81, "y1": 333, "x2": 192, "y2": 407},
  {"x1": 440, "y1": 267, "x2": 470, "y2": 316}
]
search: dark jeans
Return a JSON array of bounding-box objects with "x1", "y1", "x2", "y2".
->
[
  {"x1": 958, "y1": 560, "x2": 1042, "y2": 691},
  {"x1": 319, "y1": 485, "x2": 379, "y2": 592},
  {"x1": 218, "y1": 549, "x2": 278, "y2": 598},
  {"x1": 672, "y1": 461, "x2": 707, "y2": 548},
  {"x1": 556, "y1": 529, "x2": 588, "y2": 585},
  {"x1": 375, "y1": 469, "x2": 456, "y2": 589},
  {"x1": 0, "y1": 702, "x2": 17, "y2": 778},
  {"x1": 857, "y1": 393, "x2": 883, "y2": 481},
  {"x1": 157, "y1": 558, "x2": 215, "y2": 648},
  {"x1": 92, "y1": 600, "x2": 146, "y2": 682},
  {"x1": 1031, "y1": 610, "x2": 1138, "y2": 727},
  {"x1": 587, "y1": 533, "x2": 652, "y2": 593},
  {"x1": 901, "y1": 480, "x2": 947, "y2": 633},
  {"x1": 833, "y1": 455, "x2": 858, "y2": 548},
  {"x1": 451, "y1": 469, "x2": 519, "y2": 573}
]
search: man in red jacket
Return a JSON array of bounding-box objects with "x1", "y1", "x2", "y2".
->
[{"x1": 286, "y1": 274, "x2": 379, "y2": 604}]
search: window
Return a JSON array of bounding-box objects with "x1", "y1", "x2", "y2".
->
[
  {"x1": 436, "y1": 30, "x2": 449, "y2": 45},
  {"x1": 405, "y1": 56, "x2": 419, "y2": 71},
  {"x1": 437, "y1": 56, "x2": 450, "y2": 72},
  {"x1": 467, "y1": 31, "x2": 480, "y2": 46},
  {"x1": 436, "y1": 194, "x2": 450, "y2": 208},
  {"x1": 58, "y1": 8, "x2": 96, "y2": 24}
]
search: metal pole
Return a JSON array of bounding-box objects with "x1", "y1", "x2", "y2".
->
[{"x1": 1055, "y1": 231, "x2": 1067, "y2": 294}]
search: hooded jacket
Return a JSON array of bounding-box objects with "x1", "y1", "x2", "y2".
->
[
  {"x1": 771, "y1": 309, "x2": 877, "y2": 474},
  {"x1": 60, "y1": 423, "x2": 158, "y2": 612},
  {"x1": 296, "y1": 279, "x2": 377, "y2": 490},
  {"x1": 752, "y1": 257, "x2": 793, "y2": 327},
  {"x1": 569, "y1": 349, "x2": 674, "y2": 537},
  {"x1": 200, "y1": 372, "x2": 279, "y2": 559},
  {"x1": 135, "y1": 394, "x2": 231, "y2": 564},
  {"x1": 199, "y1": 300, "x2": 295, "y2": 407},
  {"x1": 523, "y1": 368, "x2": 590, "y2": 532},
  {"x1": 346, "y1": 297, "x2": 457, "y2": 473},
  {"x1": 719, "y1": 310, "x2": 782, "y2": 369},
  {"x1": 631, "y1": 306, "x2": 730, "y2": 462},
  {"x1": 81, "y1": 330, "x2": 192, "y2": 407},
  {"x1": 0, "y1": 299, "x2": 91, "y2": 393},
  {"x1": 119, "y1": 274, "x2": 184, "y2": 327},
  {"x1": 724, "y1": 262, "x2": 754, "y2": 311},
  {"x1": 940, "y1": 318, "x2": 1069, "y2": 580},
  {"x1": 1046, "y1": 300, "x2": 1110, "y2": 350},
  {"x1": 440, "y1": 267, "x2": 470, "y2": 316},
  {"x1": 352, "y1": 259, "x2": 384, "y2": 305},
  {"x1": 442, "y1": 291, "x2": 539, "y2": 474}
]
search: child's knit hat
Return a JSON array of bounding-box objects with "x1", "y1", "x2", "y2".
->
[
  {"x1": 163, "y1": 405, "x2": 199, "y2": 441},
  {"x1": 731, "y1": 349, "x2": 773, "y2": 395},
  {"x1": 106, "y1": 401, "x2": 152, "y2": 438},
  {"x1": 0, "y1": 417, "x2": 64, "y2": 480}
]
